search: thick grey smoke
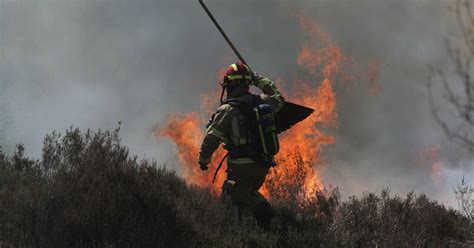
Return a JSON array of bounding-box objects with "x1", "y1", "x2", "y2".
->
[{"x1": 0, "y1": 0, "x2": 471, "y2": 207}]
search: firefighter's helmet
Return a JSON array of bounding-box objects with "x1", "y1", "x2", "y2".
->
[{"x1": 222, "y1": 61, "x2": 252, "y2": 86}]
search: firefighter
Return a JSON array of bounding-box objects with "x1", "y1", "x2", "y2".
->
[{"x1": 197, "y1": 62, "x2": 284, "y2": 229}]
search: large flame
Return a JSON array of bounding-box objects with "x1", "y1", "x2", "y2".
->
[{"x1": 155, "y1": 15, "x2": 353, "y2": 200}]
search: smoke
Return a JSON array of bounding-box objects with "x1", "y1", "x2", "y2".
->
[{"x1": 0, "y1": 0, "x2": 472, "y2": 207}]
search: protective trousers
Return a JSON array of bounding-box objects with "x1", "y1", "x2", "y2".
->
[{"x1": 222, "y1": 162, "x2": 274, "y2": 229}]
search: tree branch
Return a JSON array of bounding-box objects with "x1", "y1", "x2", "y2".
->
[{"x1": 427, "y1": 72, "x2": 474, "y2": 151}]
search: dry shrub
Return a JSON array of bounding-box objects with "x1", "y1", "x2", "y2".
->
[{"x1": 0, "y1": 127, "x2": 471, "y2": 247}]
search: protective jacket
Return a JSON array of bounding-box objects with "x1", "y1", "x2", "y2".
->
[{"x1": 198, "y1": 76, "x2": 284, "y2": 166}]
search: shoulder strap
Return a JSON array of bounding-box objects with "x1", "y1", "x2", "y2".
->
[
  {"x1": 223, "y1": 98, "x2": 253, "y2": 117},
  {"x1": 223, "y1": 94, "x2": 263, "y2": 117}
]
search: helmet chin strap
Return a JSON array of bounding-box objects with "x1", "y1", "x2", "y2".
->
[
  {"x1": 219, "y1": 77, "x2": 229, "y2": 105},
  {"x1": 219, "y1": 84, "x2": 226, "y2": 105},
  {"x1": 219, "y1": 78, "x2": 248, "y2": 105}
]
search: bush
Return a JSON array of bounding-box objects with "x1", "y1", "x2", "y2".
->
[{"x1": 0, "y1": 127, "x2": 471, "y2": 247}]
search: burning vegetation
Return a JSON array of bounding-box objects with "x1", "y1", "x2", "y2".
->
[{"x1": 155, "y1": 15, "x2": 354, "y2": 201}]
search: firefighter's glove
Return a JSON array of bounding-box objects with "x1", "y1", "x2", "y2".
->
[
  {"x1": 199, "y1": 162, "x2": 209, "y2": 171},
  {"x1": 251, "y1": 72, "x2": 263, "y2": 85},
  {"x1": 198, "y1": 155, "x2": 210, "y2": 171}
]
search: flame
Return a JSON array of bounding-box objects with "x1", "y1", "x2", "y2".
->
[
  {"x1": 155, "y1": 69, "x2": 229, "y2": 190},
  {"x1": 155, "y1": 113, "x2": 227, "y2": 188},
  {"x1": 155, "y1": 15, "x2": 354, "y2": 200},
  {"x1": 262, "y1": 15, "x2": 350, "y2": 200},
  {"x1": 416, "y1": 145, "x2": 444, "y2": 184}
]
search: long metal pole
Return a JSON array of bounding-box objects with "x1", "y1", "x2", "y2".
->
[
  {"x1": 198, "y1": 0, "x2": 315, "y2": 134},
  {"x1": 198, "y1": 0, "x2": 253, "y2": 73}
]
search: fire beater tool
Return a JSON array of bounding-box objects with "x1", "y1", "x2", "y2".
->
[{"x1": 198, "y1": 0, "x2": 314, "y2": 133}]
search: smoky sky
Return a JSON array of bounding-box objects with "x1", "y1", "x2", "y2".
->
[{"x1": 0, "y1": 0, "x2": 472, "y2": 207}]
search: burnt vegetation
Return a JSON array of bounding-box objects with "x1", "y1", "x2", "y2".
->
[{"x1": 0, "y1": 127, "x2": 472, "y2": 247}]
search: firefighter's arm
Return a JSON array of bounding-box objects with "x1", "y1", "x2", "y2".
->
[
  {"x1": 253, "y1": 75, "x2": 285, "y2": 113},
  {"x1": 197, "y1": 105, "x2": 232, "y2": 170}
]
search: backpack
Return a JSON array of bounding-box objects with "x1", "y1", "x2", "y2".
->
[
  {"x1": 224, "y1": 96, "x2": 280, "y2": 156},
  {"x1": 211, "y1": 95, "x2": 280, "y2": 183}
]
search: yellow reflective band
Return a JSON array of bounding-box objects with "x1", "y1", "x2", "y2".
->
[
  {"x1": 227, "y1": 75, "x2": 252, "y2": 80},
  {"x1": 206, "y1": 127, "x2": 224, "y2": 138},
  {"x1": 228, "y1": 158, "x2": 255, "y2": 164},
  {"x1": 231, "y1": 64, "x2": 238, "y2": 72},
  {"x1": 198, "y1": 156, "x2": 211, "y2": 164}
]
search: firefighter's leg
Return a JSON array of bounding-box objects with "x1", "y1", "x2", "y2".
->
[
  {"x1": 227, "y1": 162, "x2": 273, "y2": 228},
  {"x1": 226, "y1": 163, "x2": 260, "y2": 221},
  {"x1": 221, "y1": 179, "x2": 240, "y2": 224},
  {"x1": 251, "y1": 191, "x2": 274, "y2": 230},
  {"x1": 250, "y1": 164, "x2": 274, "y2": 229}
]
